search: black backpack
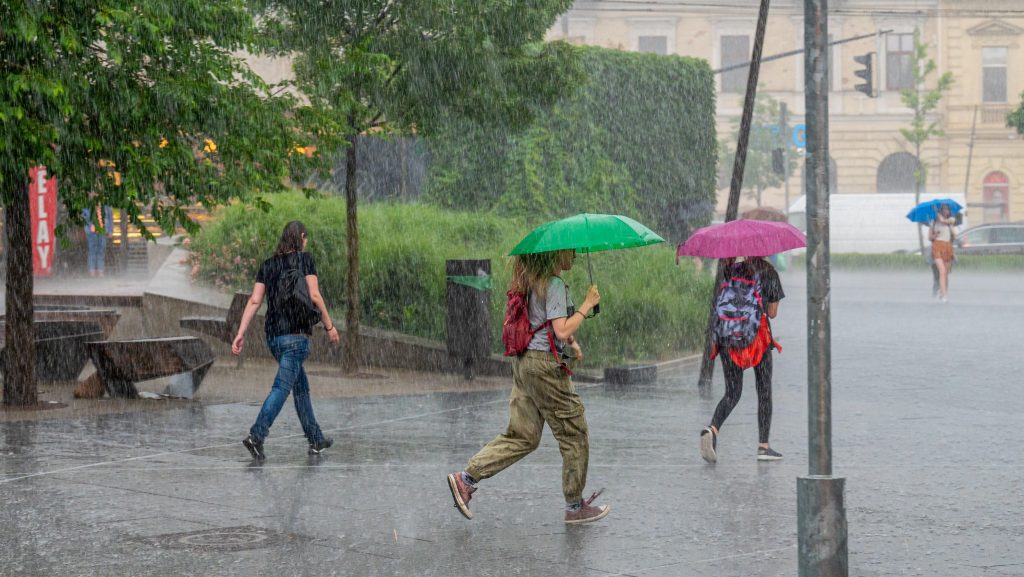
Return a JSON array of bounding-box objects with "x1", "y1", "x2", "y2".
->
[
  {"x1": 713, "y1": 262, "x2": 764, "y2": 349},
  {"x1": 273, "y1": 253, "x2": 322, "y2": 330}
]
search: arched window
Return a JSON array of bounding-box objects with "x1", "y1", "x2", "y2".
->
[
  {"x1": 876, "y1": 152, "x2": 920, "y2": 193},
  {"x1": 982, "y1": 171, "x2": 1010, "y2": 222}
]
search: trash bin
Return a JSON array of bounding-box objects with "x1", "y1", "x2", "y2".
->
[{"x1": 446, "y1": 259, "x2": 491, "y2": 380}]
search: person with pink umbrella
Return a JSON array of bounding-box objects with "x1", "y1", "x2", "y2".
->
[{"x1": 677, "y1": 219, "x2": 805, "y2": 463}]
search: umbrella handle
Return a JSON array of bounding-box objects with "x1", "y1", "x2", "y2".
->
[{"x1": 592, "y1": 304, "x2": 600, "y2": 316}]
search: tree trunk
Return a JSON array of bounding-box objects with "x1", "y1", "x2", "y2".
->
[
  {"x1": 342, "y1": 131, "x2": 361, "y2": 373},
  {"x1": 915, "y1": 141, "x2": 924, "y2": 255},
  {"x1": 399, "y1": 138, "x2": 408, "y2": 200},
  {"x1": 3, "y1": 173, "x2": 37, "y2": 406}
]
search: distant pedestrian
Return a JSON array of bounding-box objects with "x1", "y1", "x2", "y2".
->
[
  {"x1": 447, "y1": 249, "x2": 610, "y2": 524},
  {"x1": 701, "y1": 256, "x2": 784, "y2": 463},
  {"x1": 929, "y1": 204, "x2": 956, "y2": 303},
  {"x1": 232, "y1": 221, "x2": 340, "y2": 460},
  {"x1": 81, "y1": 198, "x2": 114, "y2": 277}
]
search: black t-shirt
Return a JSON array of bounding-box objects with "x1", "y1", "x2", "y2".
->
[
  {"x1": 256, "y1": 252, "x2": 318, "y2": 337},
  {"x1": 751, "y1": 259, "x2": 785, "y2": 304}
]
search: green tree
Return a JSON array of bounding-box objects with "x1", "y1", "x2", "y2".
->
[
  {"x1": 0, "y1": 1, "x2": 305, "y2": 405},
  {"x1": 1008, "y1": 90, "x2": 1024, "y2": 134},
  {"x1": 899, "y1": 28, "x2": 954, "y2": 253},
  {"x1": 718, "y1": 92, "x2": 798, "y2": 207},
  {"x1": 249, "y1": 0, "x2": 580, "y2": 371}
]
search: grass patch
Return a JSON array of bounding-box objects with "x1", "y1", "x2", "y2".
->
[{"x1": 189, "y1": 193, "x2": 713, "y2": 364}]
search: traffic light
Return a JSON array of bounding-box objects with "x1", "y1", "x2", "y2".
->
[
  {"x1": 772, "y1": 148, "x2": 785, "y2": 176},
  {"x1": 853, "y1": 52, "x2": 874, "y2": 97}
]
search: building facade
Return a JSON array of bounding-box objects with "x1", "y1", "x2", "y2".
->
[{"x1": 548, "y1": 0, "x2": 1024, "y2": 222}]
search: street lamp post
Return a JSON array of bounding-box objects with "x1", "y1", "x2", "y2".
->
[{"x1": 798, "y1": 0, "x2": 849, "y2": 575}]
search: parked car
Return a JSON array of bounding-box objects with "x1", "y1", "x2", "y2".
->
[{"x1": 954, "y1": 222, "x2": 1024, "y2": 255}]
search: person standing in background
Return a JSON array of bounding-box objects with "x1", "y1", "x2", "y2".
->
[{"x1": 82, "y1": 196, "x2": 114, "y2": 277}]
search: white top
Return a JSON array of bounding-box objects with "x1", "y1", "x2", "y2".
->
[{"x1": 933, "y1": 222, "x2": 954, "y2": 243}]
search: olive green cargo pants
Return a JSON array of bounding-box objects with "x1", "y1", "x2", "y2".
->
[{"x1": 466, "y1": 351, "x2": 589, "y2": 504}]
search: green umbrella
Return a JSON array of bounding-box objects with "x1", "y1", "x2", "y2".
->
[
  {"x1": 509, "y1": 213, "x2": 665, "y2": 256},
  {"x1": 509, "y1": 214, "x2": 665, "y2": 314}
]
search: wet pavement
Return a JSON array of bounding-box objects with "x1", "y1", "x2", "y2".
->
[{"x1": 2, "y1": 268, "x2": 1023, "y2": 576}]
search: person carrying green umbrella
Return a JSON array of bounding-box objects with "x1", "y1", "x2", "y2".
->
[{"x1": 447, "y1": 214, "x2": 663, "y2": 525}]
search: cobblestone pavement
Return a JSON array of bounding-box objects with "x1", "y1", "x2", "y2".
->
[{"x1": 1, "y1": 269, "x2": 1022, "y2": 576}]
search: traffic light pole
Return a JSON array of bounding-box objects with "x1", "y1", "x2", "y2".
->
[
  {"x1": 798, "y1": 0, "x2": 848, "y2": 575},
  {"x1": 713, "y1": 29, "x2": 891, "y2": 75}
]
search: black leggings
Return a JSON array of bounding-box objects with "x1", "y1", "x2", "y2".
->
[{"x1": 710, "y1": 350, "x2": 773, "y2": 444}]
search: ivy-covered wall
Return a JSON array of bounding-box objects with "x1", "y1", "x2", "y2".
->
[{"x1": 424, "y1": 45, "x2": 718, "y2": 243}]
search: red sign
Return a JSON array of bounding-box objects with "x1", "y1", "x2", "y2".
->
[{"x1": 29, "y1": 166, "x2": 57, "y2": 276}]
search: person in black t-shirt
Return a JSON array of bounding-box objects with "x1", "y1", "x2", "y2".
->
[
  {"x1": 232, "y1": 221, "x2": 340, "y2": 460},
  {"x1": 700, "y1": 256, "x2": 785, "y2": 464}
]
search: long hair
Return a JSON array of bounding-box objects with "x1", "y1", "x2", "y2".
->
[
  {"x1": 509, "y1": 250, "x2": 564, "y2": 299},
  {"x1": 274, "y1": 220, "x2": 307, "y2": 256}
]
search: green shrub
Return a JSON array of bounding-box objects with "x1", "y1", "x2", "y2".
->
[{"x1": 189, "y1": 193, "x2": 713, "y2": 364}]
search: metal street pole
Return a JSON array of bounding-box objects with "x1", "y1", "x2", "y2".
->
[
  {"x1": 696, "y1": 0, "x2": 772, "y2": 397},
  {"x1": 781, "y1": 101, "x2": 791, "y2": 216},
  {"x1": 798, "y1": 0, "x2": 848, "y2": 575}
]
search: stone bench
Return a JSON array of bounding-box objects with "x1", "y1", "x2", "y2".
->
[
  {"x1": 87, "y1": 336, "x2": 215, "y2": 399},
  {"x1": 0, "y1": 320, "x2": 106, "y2": 384},
  {"x1": 30, "y1": 307, "x2": 120, "y2": 340},
  {"x1": 180, "y1": 292, "x2": 249, "y2": 367}
]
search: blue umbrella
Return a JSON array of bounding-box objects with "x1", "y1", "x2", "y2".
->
[{"x1": 906, "y1": 199, "x2": 963, "y2": 224}]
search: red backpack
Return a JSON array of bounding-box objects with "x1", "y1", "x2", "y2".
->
[
  {"x1": 502, "y1": 290, "x2": 541, "y2": 356},
  {"x1": 501, "y1": 289, "x2": 571, "y2": 373}
]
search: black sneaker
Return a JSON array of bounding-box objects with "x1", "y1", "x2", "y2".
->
[
  {"x1": 308, "y1": 437, "x2": 334, "y2": 455},
  {"x1": 700, "y1": 427, "x2": 717, "y2": 463},
  {"x1": 243, "y1": 435, "x2": 265, "y2": 461},
  {"x1": 757, "y1": 446, "x2": 783, "y2": 461}
]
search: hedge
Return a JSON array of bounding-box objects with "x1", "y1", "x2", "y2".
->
[
  {"x1": 189, "y1": 193, "x2": 714, "y2": 364},
  {"x1": 424, "y1": 45, "x2": 718, "y2": 244}
]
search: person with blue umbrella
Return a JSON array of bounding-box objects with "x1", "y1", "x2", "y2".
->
[
  {"x1": 907, "y1": 199, "x2": 963, "y2": 301},
  {"x1": 929, "y1": 203, "x2": 958, "y2": 302}
]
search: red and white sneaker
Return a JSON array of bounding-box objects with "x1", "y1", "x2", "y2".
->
[
  {"x1": 564, "y1": 489, "x2": 610, "y2": 525},
  {"x1": 447, "y1": 472, "x2": 476, "y2": 520}
]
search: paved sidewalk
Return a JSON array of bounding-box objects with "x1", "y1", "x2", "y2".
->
[{"x1": 1, "y1": 269, "x2": 1023, "y2": 576}]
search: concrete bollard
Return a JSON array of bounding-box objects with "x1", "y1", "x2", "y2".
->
[{"x1": 797, "y1": 475, "x2": 849, "y2": 576}]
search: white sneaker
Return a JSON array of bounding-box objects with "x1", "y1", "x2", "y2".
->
[{"x1": 700, "y1": 428, "x2": 717, "y2": 463}]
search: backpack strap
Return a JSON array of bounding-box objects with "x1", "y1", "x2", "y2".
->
[
  {"x1": 525, "y1": 290, "x2": 573, "y2": 375},
  {"x1": 546, "y1": 324, "x2": 573, "y2": 376},
  {"x1": 749, "y1": 269, "x2": 782, "y2": 354}
]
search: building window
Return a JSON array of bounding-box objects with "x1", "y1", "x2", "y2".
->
[
  {"x1": 982, "y1": 47, "x2": 1008, "y2": 103},
  {"x1": 721, "y1": 35, "x2": 750, "y2": 94},
  {"x1": 877, "y1": 152, "x2": 920, "y2": 193},
  {"x1": 886, "y1": 33, "x2": 914, "y2": 91},
  {"x1": 982, "y1": 171, "x2": 1010, "y2": 222},
  {"x1": 638, "y1": 36, "x2": 668, "y2": 55}
]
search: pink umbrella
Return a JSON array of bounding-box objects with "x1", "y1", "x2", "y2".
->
[{"x1": 676, "y1": 219, "x2": 806, "y2": 258}]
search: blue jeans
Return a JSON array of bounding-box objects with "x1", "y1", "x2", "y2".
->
[
  {"x1": 249, "y1": 335, "x2": 325, "y2": 444},
  {"x1": 85, "y1": 232, "x2": 106, "y2": 274}
]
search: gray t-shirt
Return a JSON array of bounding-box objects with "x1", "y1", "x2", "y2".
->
[{"x1": 527, "y1": 276, "x2": 574, "y2": 354}]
